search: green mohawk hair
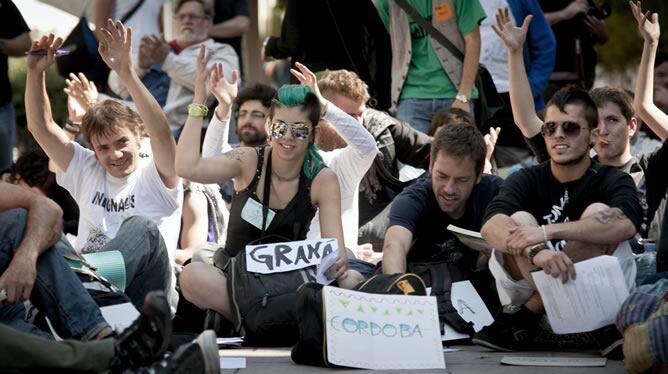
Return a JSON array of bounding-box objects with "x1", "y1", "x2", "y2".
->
[{"x1": 274, "y1": 85, "x2": 311, "y2": 107}]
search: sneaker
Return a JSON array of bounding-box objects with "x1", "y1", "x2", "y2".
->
[
  {"x1": 111, "y1": 291, "x2": 172, "y2": 370},
  {"x1": 590, "y1": 324, "x2": 624, "y2": 359},
  {"x1": 133, "y1": 330, "x2": 219, "y2": 374},
  {"x1": 472, "y1": 304, "x2": 540, "y2": 351}
]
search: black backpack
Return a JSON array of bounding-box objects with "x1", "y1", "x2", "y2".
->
[
  {"x1": 220, "y1": 240, "x2": 317, "y2": 346},
  {"x1": 291, "y1": 273, "x2": 427, "y2": 367}
]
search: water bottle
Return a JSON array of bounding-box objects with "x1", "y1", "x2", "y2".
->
[{"x1": 635, "y1": 241, "x2": 657, "y2": 285}]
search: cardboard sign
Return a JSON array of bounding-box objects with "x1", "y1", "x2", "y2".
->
[
  {"x1": 245, "y1": 238, "x2": 337, "y2": 274},
  {"x1": 324, "y1": 286, "x2": 445, "y2": 370},
  {"x1": 438, "y1": 281, "x2": 494, "y2": 341}
]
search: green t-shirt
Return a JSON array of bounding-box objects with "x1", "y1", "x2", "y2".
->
[{"x1": 375, "y1": 0, "x2": 486, "y2": 99}]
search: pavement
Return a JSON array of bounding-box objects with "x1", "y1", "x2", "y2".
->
[{"x1": 219, "y1": 345, "x2": 626, "y2": 373}]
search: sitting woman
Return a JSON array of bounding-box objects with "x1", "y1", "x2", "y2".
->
[{"x1": 176, "y1": 48, "x2": 363, "y2": 324}]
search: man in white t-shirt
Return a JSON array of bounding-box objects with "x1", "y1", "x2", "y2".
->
[{"x1": 26, "y1": 24, "x2": 183, "y2": 311}]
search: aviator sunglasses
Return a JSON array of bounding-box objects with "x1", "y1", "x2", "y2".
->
[
  {"x1": 540, "y1": 121, "x2": 588, "y2": 138},
  {"x1": 271, "y1": 121, "x2": 311, "y2": 141}
]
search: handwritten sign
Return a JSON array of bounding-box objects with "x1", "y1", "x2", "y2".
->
[
  {"x1": 245, "y1": 238, "x2": 337, "y2": 274},
  {"x1": 324, "y1": 286, "x2": 445, "y2": 370},
  {"x1": 437, "y1": 281, "x2": 494, "y2": 341}
]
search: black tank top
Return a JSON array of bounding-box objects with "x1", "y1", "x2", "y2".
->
[{"x1": 224, "y1": 145, "x2": 319, "y2": 256}]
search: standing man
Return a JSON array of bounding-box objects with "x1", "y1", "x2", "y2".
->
[
  {"x1": 0, "y1": 0, "x2": 30, "y2": 172},
  {"x1": 375, "y1": 0, "x2": 485, "y2": 133},
  {"x1": 472, "y1": 12, "x2": 641, "y2": 355}
]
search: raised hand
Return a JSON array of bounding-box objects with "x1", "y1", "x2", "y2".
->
[
  {"x1": 64, "y1": 72, "x2": 98, "y2": 112},
  {"x1": 193, "y1": 45, "x2": 213, "y2": 104},
  {"x1": 484, "y1": 126, "x2": 501, "y2": 162},
  {"x1": 207, "y1": 60, "x2": 239, "y2": 112},
  {"x1": 630, "y1": 1, "x2": 660, "y2": 44},
  {"x1": 491, "y1": 8, "x2": 533, "y2": 53},
  {"x1": 98, "y1": 19, "x2": 133, "y2": 75},
  {"x1": 290, "y1": 62, "x2": 325, "y2": 105},
  {"x1": 26, "y1": 34, "x2": 63, "y2": 73}
]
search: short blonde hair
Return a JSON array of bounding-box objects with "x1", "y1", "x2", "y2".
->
[{"x1": 318, "y1": 69, "x2": 370, "y2": 103}]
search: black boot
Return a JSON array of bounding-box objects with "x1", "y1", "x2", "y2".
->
[
  {"x1": 110, "y1": 291, "x2": 172, "y2": 371},
  {"x1": 472, "y1": 304, "x2": 541, "y2": 351},
  {"x1": 131, "y1": 330, "x2": 219, "y2": 374}
]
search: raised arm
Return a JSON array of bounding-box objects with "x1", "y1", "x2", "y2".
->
[
  {"x1": 493, "y1": 9, "x2": 543, "y2": 137},
  {"x1": 0, "y1": 183, "x2": 63, "y2": 304},
  {"x1": 201, "y1": 59, "x2": 238, "y2": 157},
  {"x1": 175, "y1": 47, "x2": 253, "y2": 185},
  {"x1": 0, "y1": 32, "x2": 30, "y2": 57},
  {"x1": 293, "y1": 63, "x2": 377, "y2": 157},
  {"x1": 98, "y1": 19, "x2": 179, "y2": 188},
  {"x1": 25, "y1": 34, "x2": 75, "y2": 172},
  {"x1": 453, "y1": 26, "x2": 480, "y2": 112},
  {"x1": 630, "y1": 1, "x2": 668, "y2": 142}
]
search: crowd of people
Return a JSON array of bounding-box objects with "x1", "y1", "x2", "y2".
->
[{"x1": 0, "y1": 0, "x2": 667, "y2": 372}]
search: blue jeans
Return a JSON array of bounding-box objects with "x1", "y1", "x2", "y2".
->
[
  {"x1": 0, "y1": 101, "x2": 16, "y2": 172},
  {"x1": 396, "y1": 98, "x2": 473, "y2": 134},
  {"x1": 0, "y1": 209, "x2": 108, "y2": 340},
  {"x1": 100, "y1": 216, "x2": 171, "y2": 309}
]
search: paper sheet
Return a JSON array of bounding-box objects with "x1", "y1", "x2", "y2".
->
[
  {"x1": 531, "y1": 255, "x2": 630, "y2": 334},
  {"x1": 220, "y1": 357, "x2": 247, "y2": 369},
  {"x1": 100, "y1": 303, "x2": 140, "y2": 332},
  {"x1": 316, "y1": 249, "x2": 339, "y2": 285},
  {"x1": 324, "y1": 286, "x2": 445, "y2": 370},
  {"x1": 501, "y1": 356, "x2": 607, "y2": 367},
  {"x1": 435, "y1": 281, "x2": 494, "y2": 341}
]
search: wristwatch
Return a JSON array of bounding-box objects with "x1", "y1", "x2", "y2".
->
[{"x1": 455, "y1": 94, "x2": 469, "y2": 103}]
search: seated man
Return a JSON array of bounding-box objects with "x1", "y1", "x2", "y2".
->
[
  {"x1": 382, "y1": 124, "x2": 502, "y2": 304},
  {"x1": 26, "y1": 26, "x2": 182, "y2": 311},
  {"x1": 474, "y1": 12, "x2": 641, "y2": 354},
  {"x1": 108, "y1": 0, "x2": 239, "y2": 130},
  {"x1": 0, "y1": 182, "x2": 111, "y2": 340}
]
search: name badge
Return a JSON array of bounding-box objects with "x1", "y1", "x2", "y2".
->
[{"x1": 241, "y1": 198, "x2": 275, "y2": 230}]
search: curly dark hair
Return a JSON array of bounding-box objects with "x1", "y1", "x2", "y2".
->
[{"x1": 8, "y1": 148, "x2": 52, "y2": 188}]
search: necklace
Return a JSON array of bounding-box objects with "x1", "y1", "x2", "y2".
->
[{"x1": 272, "y1": 169, "x2": 300, "y2": 182}]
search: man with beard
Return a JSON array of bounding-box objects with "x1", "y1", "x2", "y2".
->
[
  {"x1": 108, "y1": 0, "x2": 239, "y2": 130},
  {"x1": 472, "y1": 11, "x2": 641, "y2": 356},
  {"x1": 381, "y1": 124, "x2": 502, "y2": 277}
]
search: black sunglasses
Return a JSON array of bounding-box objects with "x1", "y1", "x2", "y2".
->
[{"x1": 541, "y1": 121, "x2": 588, "y2": 138}]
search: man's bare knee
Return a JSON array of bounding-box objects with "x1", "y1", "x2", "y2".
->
[
  {"x1": 510, "y1": 211, "x2": 539, "y2": 227},
  {"x1": 581, "y1": 202, "x2": 610, "y2": 218}
]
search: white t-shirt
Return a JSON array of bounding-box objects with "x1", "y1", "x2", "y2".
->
[
  {"x1": 56, "y1": 142, "x2": 183, "y2": 309},
  {"x1": 112, "y1": 0, "x2": 168, "y2": 56},
  {"x1": 480, "y1": 0, "x2": 513, "y2": 93}
]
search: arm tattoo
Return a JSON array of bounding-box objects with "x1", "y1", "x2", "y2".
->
[
  {"x1": 593, "y1": 208, "x2": 627, "y2": 225},
  {"x1": 223, "y1": 149, "x2": 243, "y2": 162}
]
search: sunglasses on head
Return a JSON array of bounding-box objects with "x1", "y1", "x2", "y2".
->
[
  {"x1": 541, "y1": 121, "x2": 587, "y2": 138},
  {"x1": 271, "y1": 121, "x2": 311, "y2": 141}
]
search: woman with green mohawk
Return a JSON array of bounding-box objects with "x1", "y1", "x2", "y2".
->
[{"x1": 176, "y1": 48, "x2": 364, "y2": 338}]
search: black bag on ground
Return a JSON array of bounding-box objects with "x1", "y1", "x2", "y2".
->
[
  {"x1": 407, "y1": 261, "x2": 475, "y2": 337},
  {"x1": 291, "y1": 273, "x2": 427, "y2": 367}
]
